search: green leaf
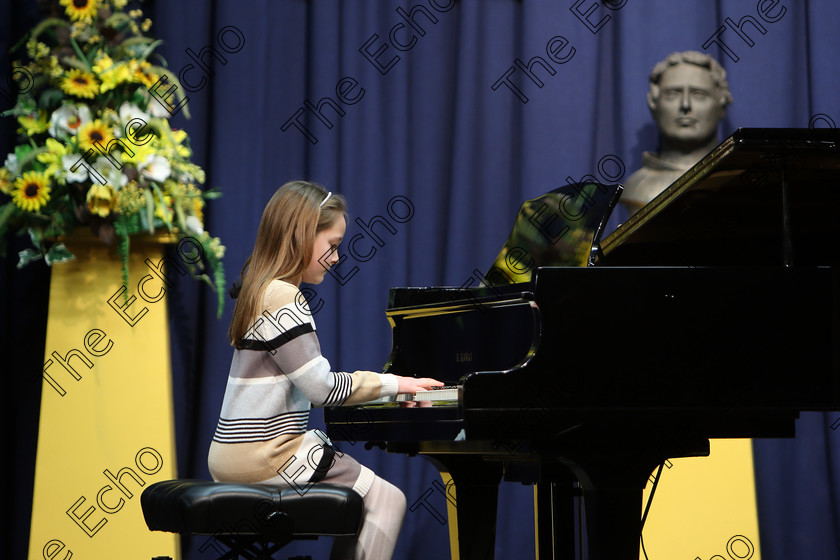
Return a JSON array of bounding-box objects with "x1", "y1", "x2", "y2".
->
[
  {"x1": 28, "y1": 227, "x2": 44, "y2": 248},
  {"x1": 121, "y1": 36, "x2": 156, "y2": 48},
  {"x1": 150, "y1": 182, "x2": 172, "y2": 230},
  {"x1": 14, "y1": 144, "x2": 33, "y2": 160},
  {"x1": 68, "y1": 37, "x2": 93, "y2": 72},
  {"x1": 0, "y1": 203, "x2": 18, "y2": 234},
  {"x1": 17, "y1": 248, "x2": 43, "y2": 268},
  {"x1": 38, "y1": 88, "x2": 65, "y2": 110},
  {"x1": 143, "y1": 187, "x2": 155, "y2": 234},
  {"x1": 62, "y1": 58, "x2": 93, "y2": 73},
  {"x1": 45, "y1": 242, "x2": 75, "y2": 265},
  {"x1": 28, "y1": 18, "x2": 70, "y2": 45},
  {"x1": 136, "y1": 39, "x2": 164, "y2": 61},
  {"x1": 16, "y1": 146, "x2": 48, "y2": 172},
  {"x1": 2, "y1": 97, "x2": 37, "y2": 118},
  {"x1": 114, "y1": 217, "x2": 131, "y2": 296},
  {"x1": 103, "y1": 12, "x2": 131, "y2": 30},
  {"x1": 173, "y1": 197, "x2": 187, "y2": 232}
]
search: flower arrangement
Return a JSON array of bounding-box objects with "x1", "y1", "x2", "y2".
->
[{"x1": 0, "y1": 0, "x2": 226, "y2": 315}]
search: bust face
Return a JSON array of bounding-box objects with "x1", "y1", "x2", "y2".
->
[{"x1": 649, "y1": 63, "x2": 726, "y2": 147}]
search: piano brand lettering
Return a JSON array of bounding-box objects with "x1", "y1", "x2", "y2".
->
[
  {"x1": 695, "y1": 534, "x2": 755, "y2": 560},
  {"x1": 319, "y1": 195, "x2": 415, "y2": 286},
  {"x1": 148, "y1": 25, "x2": 245, "y2": 116},
  {"x1": 283, "y1": 1, "x2": 456, "y2": 144},
  {"x1": 492, "y1": 0, "x2": 629, "y2": 103},
  {"x1": 0, "y1": 66, "x2": 34, "y2": 111},
  {"x1": 62, "y1": 447, "x2": 163, "y2": 542},
  {"x1": 702, "y1": 1, "x2": 786, "y2": 63}
]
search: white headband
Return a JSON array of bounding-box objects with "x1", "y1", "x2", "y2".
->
[{"x1": 320, "y1": 192, "x2": 332, "y2": 207}]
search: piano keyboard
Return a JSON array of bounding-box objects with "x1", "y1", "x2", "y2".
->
[{"x1": 395, "y1": 385, "x2": 460, "y2": 402}]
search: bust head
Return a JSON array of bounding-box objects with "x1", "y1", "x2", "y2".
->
[{"x1": 646, "y1": 51, "x2": 732, "y2": 152}]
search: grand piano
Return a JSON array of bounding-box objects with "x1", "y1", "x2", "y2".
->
[{"x1": 324, "y1": 128, "x2": 840, "y2": 559}]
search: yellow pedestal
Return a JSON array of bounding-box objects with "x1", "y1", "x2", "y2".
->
[
  {"x1": 28, "y1": 239, "x2": 179, "y2": 560},
  {"x1": 640, "y1": 439, "x2": 761, "y2": 560}
]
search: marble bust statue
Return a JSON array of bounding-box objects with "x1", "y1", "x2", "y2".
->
[{"x1": 622, "y1": 51, "x2": 733, "y2": 214}]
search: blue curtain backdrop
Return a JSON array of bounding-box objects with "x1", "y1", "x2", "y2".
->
[{"x1": 2, "y1": 1, "x2": 840, "y2": 559}]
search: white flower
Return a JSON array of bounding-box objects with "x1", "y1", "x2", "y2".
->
[
  {"x1": 138, "y1": 154, "x2": 171, "y2": 183},
  {"x1": 49, "y1": 104, "x2": 92, "y2": 138},
  {"x1": 63, "y1": 154, "x2": 89, "y2": 183},
  {"x1": 145, "y1": 94, "x2": 172, "y2": 118},
  {"x1": 4, "y1": 153, "x2": 18, "y2": 174},
  {"x1": 117, "y1": 102, "x2": 153, "y2": 141},
  {"x1": 118, "y1": 102, "x2": 150, "y2": 124},
  {"x1": 93, "y1": 157, "x2": 128, "y2": 190},
  {"x1": 185, "y1": 215, "x2": 204, "y2": 235}
]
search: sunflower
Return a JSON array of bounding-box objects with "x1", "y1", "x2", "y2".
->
[
  {"x1": 60, "y1": 69, "x2": 100, "y2": 99},
  {"x1": 129, "y1": 60, "x2": 159, "y2": 89},
  {"x1": 77, "y1": 119, "x2": 114, "y2": 152},
  {"x1": 59, "y1": 0, "x2": 99, "y2": 23},
  {"x1": 94, "y1": 56, "x2": 132, "y2": 93},
  {"x1": 11, "y1": 171, "x2": 51, "y2": 212}
]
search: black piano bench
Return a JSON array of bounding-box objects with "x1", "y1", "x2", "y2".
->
[{"x1": 140, "y1": 480, "x2": 364, "y2": 560}]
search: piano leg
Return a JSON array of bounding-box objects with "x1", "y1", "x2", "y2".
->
[
  {"x1": 562, "y1": 458, "x2": 656, "y2": 560},
  {"x1": 579, "y1": 483, "x2": 643, "y2": 560},
  {"x1": 424, "y1": 455, "x2": 503, "y2": 560}
]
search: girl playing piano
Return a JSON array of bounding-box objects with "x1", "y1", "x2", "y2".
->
[{"x1": 208, "y1": 180, "x2": 442, "y2": 559}]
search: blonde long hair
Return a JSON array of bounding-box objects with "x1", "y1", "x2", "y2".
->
[{"x1": 229, "y1": 180, "x2": 346, "y2": 346}]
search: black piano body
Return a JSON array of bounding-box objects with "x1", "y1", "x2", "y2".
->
[{"x1": 324, "y1": 129, "x2": 840, "y2": 560}]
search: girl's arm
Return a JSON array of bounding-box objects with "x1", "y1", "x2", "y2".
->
[{"x1": 253, "y1": 281, "x2": 440, "y2": 406}]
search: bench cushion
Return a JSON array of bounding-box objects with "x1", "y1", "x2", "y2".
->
[{"x1": 141, "y1": 480, "x2": 364, "y2": 540}]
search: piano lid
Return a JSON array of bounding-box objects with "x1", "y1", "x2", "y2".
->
[
  {"x1": 484, "y1": 181, "x2": 623, "y2": 285},
  {"x1": 597, "y1": 128, "x2": 840, "y2": 266}
]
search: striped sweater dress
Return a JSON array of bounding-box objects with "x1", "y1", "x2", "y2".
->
[{"x1": 208, "y1": 279, "x2": 399, "y2": 497}]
